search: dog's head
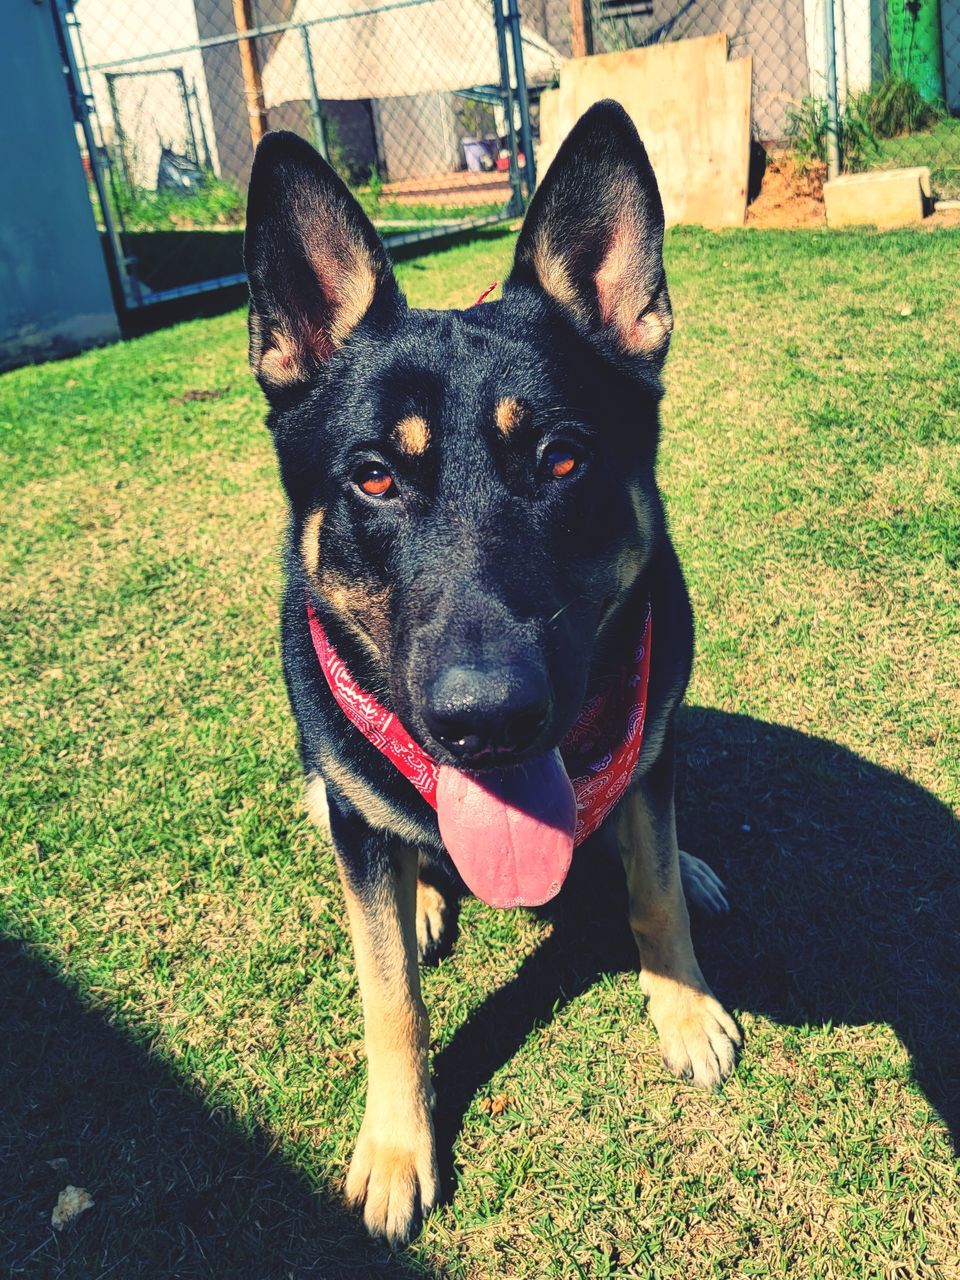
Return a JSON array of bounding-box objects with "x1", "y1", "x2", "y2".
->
[{"x1": 245, "y1": 101, "x2": 672, "y2": 771}]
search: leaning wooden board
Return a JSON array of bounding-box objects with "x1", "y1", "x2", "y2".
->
[{"x1": 538, "y1": 35, "x2": 753, "y2": 229}]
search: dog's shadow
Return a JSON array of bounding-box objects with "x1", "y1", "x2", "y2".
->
[
  {"x1": 0, "y1": 941, "x2": 431, "y2": 1279},
  {"x1": 432, "y1": 705, "x2": 960, "y2": 1184}
]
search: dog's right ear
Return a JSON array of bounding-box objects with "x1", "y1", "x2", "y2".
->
[{"x1": 244, "y1": 132, "x2": 403, "y2": 402}]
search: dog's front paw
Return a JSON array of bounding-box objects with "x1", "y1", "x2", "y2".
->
[
  {"x1": 647, "y1": 984, "x2": 741, "y2": 1090},
  {"x1": 416, "y1": 879, "x2": 454, "y2": 964},
  {"x1": 678, "y1": 850, "x2": 729, "y2": 916},
  {"x1": 345, "y1": 1110, "x2": 439, "y2": 1246}
]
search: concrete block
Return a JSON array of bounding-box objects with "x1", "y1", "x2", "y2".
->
[{"x1": 823, "y1": 167, "x2": 932, "y2": 229}]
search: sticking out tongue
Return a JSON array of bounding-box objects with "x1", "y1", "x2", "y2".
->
[{"x1": 436, "y1": 749, "x2": 577, "y2": 909}]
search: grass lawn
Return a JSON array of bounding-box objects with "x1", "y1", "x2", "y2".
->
[
  {"x1": 872, "y1": 116, "x2": 960, "y2": 198},
  {"x1": 1, "y1": 224, "x2": 959, "y2": 1278}
]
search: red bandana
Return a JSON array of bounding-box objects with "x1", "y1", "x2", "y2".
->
[{"x1": 306, "y1": 600, "x2": 652, "y2": 846}]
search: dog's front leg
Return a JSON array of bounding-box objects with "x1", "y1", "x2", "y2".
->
[
  {"x1": 617, "y1": 740, "x2": 741, "y2": 1090},
  {"x1": 327, "y1": 804, "x2": 438, "y2": 1245}
]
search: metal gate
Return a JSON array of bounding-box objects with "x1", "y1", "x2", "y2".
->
[{"x1": 53, "y1": 0, "x2": 548, "y2": 312}]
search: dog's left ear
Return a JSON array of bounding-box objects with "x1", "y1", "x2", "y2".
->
[
  {"x1": 507, "y1": 100, "x2": 672, "y2": 368},
  {"x1": 244, "y1": 131, "x2": 402, "y2": 402}
]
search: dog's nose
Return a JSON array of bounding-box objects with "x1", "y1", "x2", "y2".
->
[{"x1": 423, "y1": 663, "x2": 551, "y2": 761}]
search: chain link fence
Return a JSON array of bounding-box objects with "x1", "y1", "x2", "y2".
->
[
  {"x1": 57, "y1": 0, "x2": 554, "y2": 309},
  {"x1": 520, "y1": 0, "x2": 960, "y2": 204},
  {"x1": 58, "y1": 0, "x2": 958, "y2": 311}
]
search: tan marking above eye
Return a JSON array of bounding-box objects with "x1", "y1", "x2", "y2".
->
[
  {"x1": 393, "y1": 415, "x2": 430, "y2": 455},
  {"x1": 495, "y1": 397, "x2": 524, "y2": 436},
  {"x1": 299, "y1": 507, "x2": 325, "y2": 579}
]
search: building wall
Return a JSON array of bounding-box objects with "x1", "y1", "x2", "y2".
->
[
  {"x1": 374, "y1": 93, "x2": 463, "y2": 181},
  {"x1": 0, "y1": 2, "x2": 119, "y2": 371}
]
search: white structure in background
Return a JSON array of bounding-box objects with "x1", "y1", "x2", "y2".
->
[
  {"x1": 260, "y1": 0, "x2": 562, "y2": 180},
  {"x1": 260, "y1": 0, "x2": 560, "y2": 101},
  {"x1": 77, "y1": 0, "x2": 221, "y2": 189},
  {"x1": 803, "y1": 0, "x2": 876, "y2": 104}
]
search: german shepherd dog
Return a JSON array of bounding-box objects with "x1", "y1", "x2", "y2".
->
[{"x1": 244, "y1": 100, "x2": 740, "y2": 1245}]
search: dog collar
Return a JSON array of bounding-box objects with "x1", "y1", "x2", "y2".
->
[{"x1": 306, "y1": 599, "x2": 651, "y2": 847}]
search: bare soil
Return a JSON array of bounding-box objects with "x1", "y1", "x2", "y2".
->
[
  {"x1": 745, "y1": 147, "x2": 960, "y2": 230},
  {"x1": 746, "y1": 151, "x2": 826, "y2": 229}
]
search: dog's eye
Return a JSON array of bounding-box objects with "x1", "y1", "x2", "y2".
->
[
  {"x1": 541, "y1": 445, "x2": 582, "y2": 480},
  {"x1": 354, "y1": 463, "x2": 395, "y2": 498}
]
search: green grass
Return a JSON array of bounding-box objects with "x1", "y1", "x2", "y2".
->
[
  {"x1": 367, "y1": 202, "x2": 505, "y2": 226},
  {"x1": 111, "y1": 176, "x2": 247, "y2": 232},
  {"x1": 1, "y1": 224, "x2": 959, "y2": 1278},
  {"x1": 872, "y1": 116, "x2": 960, "y2": 197}
]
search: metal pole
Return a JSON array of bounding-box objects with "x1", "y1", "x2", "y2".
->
[
  {"x1": 190, "y1": 82, "x2": 214, "y2": 171},
  {"x1": 299, "y1": 24, "x2": 329, "y2": 160},
  {"x1": 232, "y1": 0, "x2": 269, "y2": 147},
  {"x1": 823, "y1": 0, "x2": 842, "y2": 179},
  {"x1": 176, "y1": 68, "x2": 201, "y2": 167},
  {"x1": 104, "y1": 74, "x2": 131, "y2": 190},
  {"x1": 569, "y1": 0, "x2": 593, "y2": 58},
  {"x1": 492, "y1": 0, "x2": 524, "y2": 217},
  {"x1": 504, "y1": 0, "x2": 536, "y2": 195},
  {"x1": 53, "y1": 0, "x2": 139, "y2": 309}
]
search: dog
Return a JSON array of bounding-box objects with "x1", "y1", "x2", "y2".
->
[{"x1": 244, "y1": 100, "x2": 740, "y2": 1246}]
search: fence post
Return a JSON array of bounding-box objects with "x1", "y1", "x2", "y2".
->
[
  {"x1": 299, "y1": 25, "x2": 329, "y2": 161},
  {"x1": 232, "y1": 0, "x2": 268, "y2": 147},
  {"x1": 823, "y1": 0, "x2": 842, "y2": 179},
  {"x1": 505, "y1": 0, "x2": 537, "y2": 195},
  {"x1": 492, "y1": 0, "x2": 525, "y2": 216},
  {"x1": 176, "y1": 68, "x2": 201, "y2": 168},
  {"x1": 569, "y1": 0, "x2": 594, "y2": 58},
  {"x1": 103, "y1": 74, "x2": 131, "y2": 189},
  {"x1": 52, "y1": 0, "x2": 139, "y2": 309}
]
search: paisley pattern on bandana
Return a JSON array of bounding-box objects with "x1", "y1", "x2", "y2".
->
[{"x1": 306, "y1": 599, "x2": 651, "y2": 846}]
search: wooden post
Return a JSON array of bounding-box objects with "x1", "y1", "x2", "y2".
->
[
  {"x1": 569, "y1": 0, "x2": 593, "y2": 58},
  {"x1": 232, "y1": 0, "x2": 268, "y2": 147}
]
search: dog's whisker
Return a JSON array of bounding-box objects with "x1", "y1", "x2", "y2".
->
[{"x1": 546, "y1": 595, "x2": 591, "y2": 629}]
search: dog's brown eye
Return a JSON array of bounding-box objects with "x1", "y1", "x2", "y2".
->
[
  {"x1": 543, "y1": 446, "x2": 580, "y2": 479},
  {"x1": 355, "y1": 464, "x2": 395, "y2": 498}
]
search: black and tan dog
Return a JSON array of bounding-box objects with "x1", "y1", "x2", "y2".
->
[{"x1": 244, "y1": 100, "x2": 740, "y2": 1245}]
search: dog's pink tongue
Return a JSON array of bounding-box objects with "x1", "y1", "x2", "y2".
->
[{"x1": 436, "y1": 749, "x2": 576, "y2": 908}]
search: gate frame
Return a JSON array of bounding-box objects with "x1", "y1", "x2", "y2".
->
[{"x1": 51, "y1": 0, "x2": 536, "y2": 313}]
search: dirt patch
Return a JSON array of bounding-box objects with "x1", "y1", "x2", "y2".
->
[
  {"x1": 170, "y1": 387, "x2": 229, "y2": 404},
  {"x1": 745, "y1": 148, "x2": 960, "y2": 230},
  {"x1": 747, "y1": 151, "x2": 827, "y2": 229},
  {"x1": 923, "y1": 205, "x2": 960, "y2": 230}
]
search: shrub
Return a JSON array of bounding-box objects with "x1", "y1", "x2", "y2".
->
[
  {"x1": 859, "y1": 74, "x2": 940, "y2": 138},
  {"x1": 113, "y1": 174, "x2": 245, "y2": 232},
  {"x1": 786, "y1": 94, "x2": 878, "y2": 173}
]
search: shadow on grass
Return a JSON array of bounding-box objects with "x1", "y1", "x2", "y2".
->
[
  {"x1": 432, "y1": 706, "x2": 960, "y2": 1186},
  {"x1": 124, "y1": 230, "x2": 245, "y2": 296},
  {"x1": 121, "y1": 223, "x2": 518, "y2": 298},
  {"x1": 0, "y1": 941, "x2": 433, "y2": 1280},
  {"x1": 112, "y1": 225, "x2": 517, "y2": 342}
]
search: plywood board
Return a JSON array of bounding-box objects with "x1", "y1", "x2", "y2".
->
[{"x1": 538, "y1": 35, "x2": 752, "y2": 229}]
